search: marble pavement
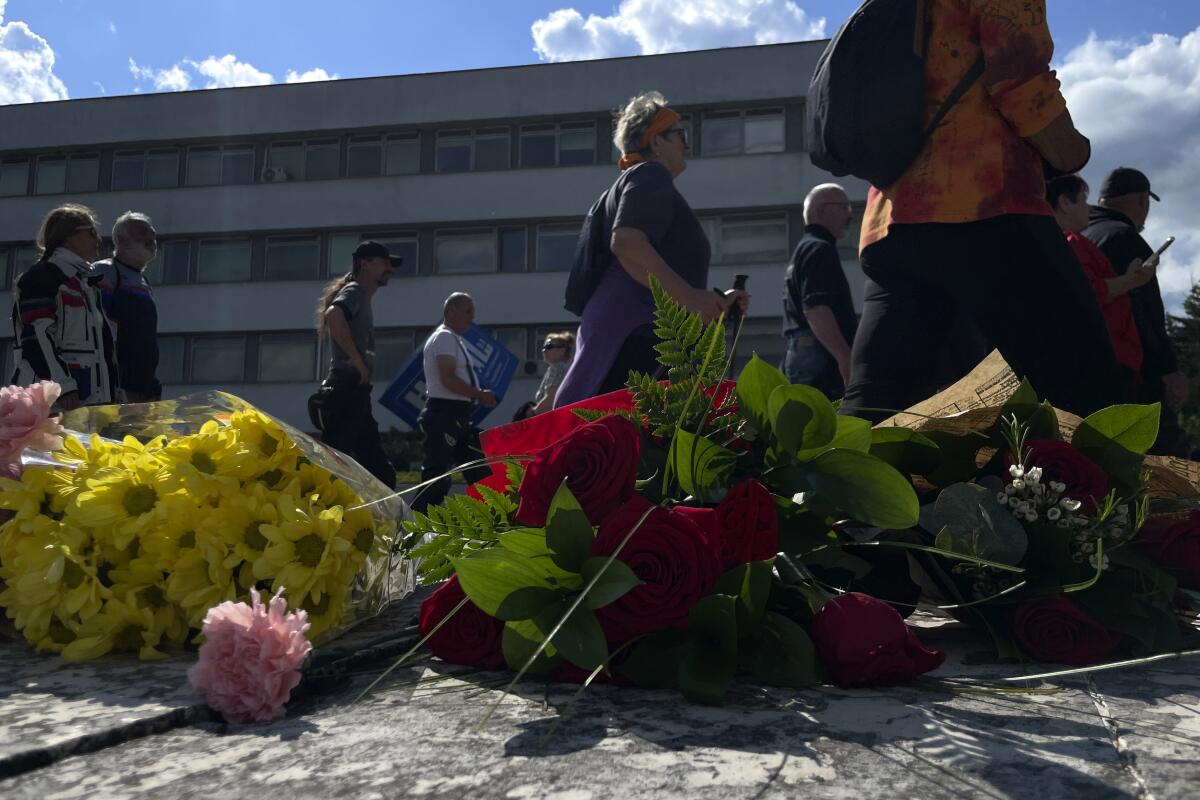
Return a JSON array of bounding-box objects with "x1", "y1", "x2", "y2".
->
[{"x1": 2, "y1": 597, "x2": 1199, "y2": 800}]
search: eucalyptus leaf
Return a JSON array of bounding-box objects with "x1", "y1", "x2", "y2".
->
[
  {"x1": 931, "y1": 482, "x2": 1027, "y2": 566},
  {"x1": 736, "y1": 354, "x2": 789, "y2": 434},
  {"x1": 452, "y1": 549, "x2": 561, "y2": 620},
  {"x1": 668, "y1": 430, "x2": 736, "y2": 498},
  {"x1": 768, "y1": 384, "x2": 836, "y2": 454},
  {"x1": 800, "y1": 449, "x2": 920, "y2": 529},
  {"x1": 579, "y1": 556, "x2": 642, "y2": 610}
]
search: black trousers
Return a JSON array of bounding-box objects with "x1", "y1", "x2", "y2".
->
[
  {"x1": 319, "y1": 385, "x2": 396, "y2": 490},
  {"x1": 840, "y1": 215, "x2": 1133, "y2": 423},
  {"x1": 413, "y1": 398, "x2": 475, "y2": 514},
  {"x1": 598, "y1": 329, "x2": 662, "y2": 395}
]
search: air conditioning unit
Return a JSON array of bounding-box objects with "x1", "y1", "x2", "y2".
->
[{"x1": 261, "y1": 166, "x2": 289, "y2": 183}]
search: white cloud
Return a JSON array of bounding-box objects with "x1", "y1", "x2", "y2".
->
[
  {"x1": 108, "y1": 21, "x2": 116, "y2": 35},
  {"x1": 285, "y1": 67, "x2": 338, "y2": 83},
  {"x1": 93, "y1": 81, "x2": 106, "y2": 94},
  {"x1": 1058, "y1": 28, "x2": 1200, "y2": 312},
  {"x1": 531, "y1": 0, "x2": 825, "y2": 62},
  {"x1": 186, "y1": 54, "x2": 273, "y2": 88},
  {"x1": 129, "y1": 57, "x2": 192, "y2": 91},
  {"x1": 0, "y1": 4, "x2": 69, "y2": 104}
]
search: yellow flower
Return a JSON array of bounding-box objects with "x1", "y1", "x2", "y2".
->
[
  {"x1": 298, "y1": 582, "x2": 348, "y2": 639},
  {"x1": 254, "y1": 496, "x2": 351, "y2": 607},
  {"x1": 158, "y1": 423, "x2": 253, "y2": 498},
  {"x1": 62, "y1": 595, "x2": 167, "y2": 661},
  {"x1": 227, "y1": 409, "x2": 299, "y2": 475},
  {"x1": 108, "y1": 557, "x2": 189, "y2": 649},
  {"x1": 67, "y1": 458, "x2": 186, "y2": 550},
  {"x1": 165, "y1": 546, "x2": 237, "y2": 629},
  {"x1": 209, "y1": 483, "x2": 281, "y2": 572}
]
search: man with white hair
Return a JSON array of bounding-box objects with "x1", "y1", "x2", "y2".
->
[
  {"x1": 92, "y1": 211, "x2": 161, "y2": 402},
  {"x1": 781, "y1": 183, "x2": 857, "y2": 398}
]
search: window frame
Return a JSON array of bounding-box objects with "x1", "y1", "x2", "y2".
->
[
  {"x1": 257, "y1": 332, "x2": 318, "y2": 383},
  {"x1": 195, "y1": 237, "x2": 253, "y2": 284},
  {"x1": 188, "y1": 334, "x2": 247, "y2": 385},
  {"x1": 264, "y1": 234, "x2": 322, "y2": 281},
  {"x1": 434, "y1": 227, "x2": 500, "y2": 274},
  {"x1": 699, "y1": 107, "x2": 784, "y2": 157},
  {"x1": 186, "y1": 143, "x2": 256, "y2": 187},
  {"x1": 705, "y1": 211, "x2": 790, "y2": 265},
  {"x1": 534, "y1": 222, "x2": 581, "y2": 272},
  {"x1": 436, "y1": 127, "x2": 511, "y2": 172},
  {"x1": 0, "y1": 158, "x2": 30, "y2": 197}
]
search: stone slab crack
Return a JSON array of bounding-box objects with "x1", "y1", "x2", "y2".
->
[{"x1": 1087, "y1": 676, "x2": 1155, "y2": 800}]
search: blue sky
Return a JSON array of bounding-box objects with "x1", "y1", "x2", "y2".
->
[{"x1": 7, "y1": 0, "x2": 1200, "y2": 99}]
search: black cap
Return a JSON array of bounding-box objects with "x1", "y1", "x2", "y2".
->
[
  {"x1": 353, "y1": 240, "x2": 404, "y2": 266},
  {"x1": 1099, "y1": 167, "x2": 1160, "y2": 202}
]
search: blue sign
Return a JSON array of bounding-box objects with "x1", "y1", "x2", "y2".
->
[{"x1": 378, "y1": 324, "x2": 520, "y2": 428}]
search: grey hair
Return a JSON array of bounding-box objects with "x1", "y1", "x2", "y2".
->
[
  {"x1": 803, "y1": 184, "x2": 847, "y2": 224},
  {"x1": 112, "y1": 211, "x2": 155, "y2": 244},
  {"x1": 613, "y1": 91, "x2": 669, "y2": 157},
  {"x1": 443, "y1": 292, "x2": 473, "y2": 316}
]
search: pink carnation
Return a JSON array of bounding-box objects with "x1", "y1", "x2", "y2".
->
[
  {"x1": 188, "y1": 588, "x2": 313, "y2": 724},
  {"x1": 0, "y1": 381, "x2": 64, "y2": 466}
]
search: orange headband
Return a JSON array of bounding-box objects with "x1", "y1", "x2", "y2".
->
[{"x1": 618, "y1": 107, "x2": 681, "y2": 170}]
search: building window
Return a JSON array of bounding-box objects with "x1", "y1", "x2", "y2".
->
[
  {"x1": 266, "y1": 140, "x2": 339, "y2": 181},
  {"x1": 386, "y1": 133, "x2": 420, "y2": 175},
  {"x1": 347, "y1": 137, "x2": 383, "y2": 178},
  {"x1": 367, "y1": 233, "x2": 418, "y2": 277},
  {"x1": 258, "y1": 333, "x2": 317, "y2": 383},
  {"x1": 157, "y1": 335, "x2": 186, "y2": 385},
  {"x1": 196, "y1": 239, "x2": 252, "y2": 283},
  {"x1": 520, "y1": 122, "x2": 596, "y2": 168},
  {"x1": 535, "y1": 223, "x2": 579, "y2": 272},
  {"x1": 489, "y1": 327, "x2": 527, "y2": 363},
  {"x1": 435, "y1": 229, "x2": 498, "y2": 274},
  {"x1": 190, "y1": 336, "x2": 245, "y2": 384},
  {"x1": 499, "y1": 228, "x2": 526, "y2": 273},
  {"x1": 436, "y1": 128, "x2": 510, "y2": 173},
  {"x1": 141, "y1": 239, "x2": 191, "y2": 285},
  {"x1": 374, "y1": 329, "x2": 415, "y2": 383},
  {"x1": 704, "y1": 213, "x2": 789, "y2": 264},
  {"x1": 701, "y1": 108, "x2": 784, "y2": 157},
  {"x1": 187, "y1": 145, "x2": 255, "y2": 186},
  {"x1": 34, "y1": 154, "x2": 99, "y2": 195},
  {"x1": 112, "y1": 149, "x2": 180, "y2": 191},
  {"x1": 328, "y1": 233, "x2": 359, "y2": 277},
  {"x1": 0, "y1": 159, "x2": 29, "y2": 197},
  {"x1": 265, "y1": 235, "x2": 321, "y2": 281}
]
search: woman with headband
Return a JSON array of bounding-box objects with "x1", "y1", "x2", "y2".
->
[{"x1": 554, "y1": 91, "x2": 749, "y2": 407}]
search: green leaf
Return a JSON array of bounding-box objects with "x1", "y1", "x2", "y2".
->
[
  {"x1": 768, "y1": 384, "x2": 837, "y2": 454},
  {"x1": 1073, "y1": 403, "x2": 1160, "y2": 456},
  {"x1": 677, "y1": 639, "x2": 737, "y2": 705},
  {"x1": 579, "y1": 556, "x2": 642, "y2": 609},
  {"x1": 745, "y1": 611, "x2": 821, "y2": 688},
  {"x1": 531, "y1": 601, "x2": 609, "y2": 671},
  {"x1": 800, "y1": 449, "x2": 919, "y2": 528},
  {"x1": 618, "y1": 629, "x2": 691, "y2": 689},
  {"x1": 714, "y1": 561, "x2": 773, "y2": 625},
  {"x1": 497, "y1": 529, "x2": 584, "y2": 590},
  {"x1": 931, "y1": 482, "x2": 1027, "y2": 566},
  {"x1": 870, "y1": 427, "x2": 941, "y2": 475},
  {"x1": 451, "y1": 549, "x2": 561, "y2": 620},
  {"x1": 502, "y1": 619, "x2": 559, "y2": 674},
  {"x1": 735, "y1": 354, "x2": 788, "y2": 433},
  {"x1": 668, "y1": 430, "x2": 736, "y2": 499},
  {"x1": 797, "y1": 415, "x2": 872, "y2": 459},
  {"x1": 545, "y1": 481, "x2": 594, "y2": 572},
  {"x1": 688, "y1": 593, "x2": 739, "y2": 658}
]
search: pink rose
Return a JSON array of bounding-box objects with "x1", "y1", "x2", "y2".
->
[
  {"x1": 0, "y1": 381, "x2": 64, "y2": 466},
  {"x1": 188, "y1": 588, "x2": 313, "y2": 724}
]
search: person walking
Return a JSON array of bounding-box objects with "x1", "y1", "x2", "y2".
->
[
  {"x1": 1084, "y1": 167, "x2": 1189, "y2": 455},
  {"x1": 10, "y1": 204, "x2": 117, "y2": 410},
  {"x1": 554, "y1": 91, "x2": 747, "y2": 407},
  {"x1": 92, "y1": 211, "x2": 162, "y2": 403},
  {"x1": 313, "y1": 241, "x2": 400, "y2": 489},
  {"x1": 838, "y1": 0, "x2": 1129, "y2": 422},
  {"x1": 413, "y1": 293, "x2": 496, "y2": 512},
  {"x1": 782, "y1": 183, "x2": 857, "y2": 399}
]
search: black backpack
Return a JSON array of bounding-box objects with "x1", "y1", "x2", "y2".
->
[
  {"x1": 563, "y1": 188, "x2": 610, "y2": 316},
  {"x1": 807, "y1": 0, "x2": 986, "y2": 188}
]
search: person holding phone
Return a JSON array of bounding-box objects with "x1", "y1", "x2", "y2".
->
[{"x1": 1084, "y1": 167, "x2": 1189, "y2": 455}]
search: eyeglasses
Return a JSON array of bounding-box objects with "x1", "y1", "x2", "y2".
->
[
  {"x1": 542, "y1": 342, "x2": 564, "y2": 351},
  {"x1": 663, "y1": 127, "x2": 688, "y2": 146},
  {"x1": 74, "y1": 226, "x2": 100, "y2": 241}
]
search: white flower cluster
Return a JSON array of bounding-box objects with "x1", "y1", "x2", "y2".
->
[{"x1": 997, "y1": 464, "x2": 1087, "y2": 527}]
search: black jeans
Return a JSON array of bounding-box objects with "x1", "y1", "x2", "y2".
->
[
  {"x1": 319, "y1": 385, "x2": 396, "y2": 490},
  {"x1": 413, "y1": 398, "x2": 475, "y2": 514},
  {"x1": 840, "y1": 215, "x2": 1132, "y2": 423},
  {"x1": 598, "y1": 329, "x2": 662, "y2": 395}
]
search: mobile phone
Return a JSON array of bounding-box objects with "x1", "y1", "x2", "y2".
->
[{"x1": 1153, "y1": 236, "x2": 1176, "y2": 259}]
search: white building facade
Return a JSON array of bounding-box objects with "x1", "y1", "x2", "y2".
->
[{"x1": 0, "y1": 42, "x2": 868, "y2": 432}]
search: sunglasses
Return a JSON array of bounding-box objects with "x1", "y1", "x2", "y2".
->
[
  {"x1": 542, "y1": 342, "x2": 565, "y2": 351},
  {"x1": 663, "y1": 127, "x2": 689, "y2": 146},
  {"x1": 74, "y1": 226, "x2": 101, "y2": 241}
]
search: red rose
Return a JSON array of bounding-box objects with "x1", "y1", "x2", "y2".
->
[
  {"x1": 1008, "y1": 441, "x2": 1109, "y2": 507},
  {"x1": 810, "y1": 592, "x2": 945, "y2": 687},
  {"x1": 418, "y1": 576, "x2": 505, "y2": 670},
  {"x1": 675, "y1": 480, "x2": 779, "y2": 571},
  {"x1": 1013, "y1": 597, "x2": 1122, "y2": 665},
  {"x1": 589, "y1": 496, "x2": 722, "y2": 643},
  {"x1": 1138, "y1": 512, "x2": 1200, "y2": 588},
  {"x1": 515, "y1": 415, "x2": 641, "y2": 527}
]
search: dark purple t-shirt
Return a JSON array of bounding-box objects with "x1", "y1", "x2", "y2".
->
[{"x1": 555, "y1": 161, "x2": 711, "y2": 407}]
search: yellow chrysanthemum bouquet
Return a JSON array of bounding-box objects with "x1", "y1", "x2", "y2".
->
[{"x1": 0, "y1": 388, "x2": 410, "y2": 661}]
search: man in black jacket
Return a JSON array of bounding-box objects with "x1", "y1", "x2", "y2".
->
[{"x1": 1084, "y1": 167, "x2": 1189, "y2": 455}]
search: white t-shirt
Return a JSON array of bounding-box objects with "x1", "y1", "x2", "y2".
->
[{"x1": 422, "y1": 325, "x2": 476, "y2": 401}]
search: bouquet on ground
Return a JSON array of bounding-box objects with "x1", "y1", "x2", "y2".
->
[
  {"x1": 0, "y1": 389, "x2": 408, "y2": 664},
  {"x1": 403, "y1": 278, "x2": 947, "y2": 702},
  {"x1": 880, "y1": 379, "x2": 1200, "y2": 666}
]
